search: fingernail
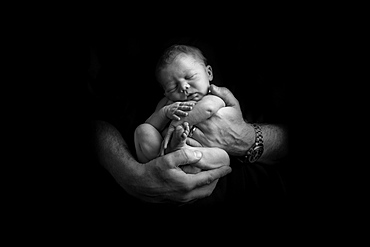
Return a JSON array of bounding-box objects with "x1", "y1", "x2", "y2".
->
[{"x1": 194, "y1": 150, "x2": 202, "y2": 159}]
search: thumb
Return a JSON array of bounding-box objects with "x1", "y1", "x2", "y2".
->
[
  {"x1": 165, "y1": 148, "x2": 203, "y2": 167},
  {"x1": 209, "y1": 84, "x2": 240, "y2": 109}
]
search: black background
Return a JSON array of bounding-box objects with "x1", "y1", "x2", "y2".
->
[{"x1": 38, "y1": 12, "x2": 352, "y2": 235}]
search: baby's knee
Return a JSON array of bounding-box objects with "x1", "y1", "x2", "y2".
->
[
  {"x1": 134, "y1": 123, "x2": 156, "y2": 141},
  {"x1": 134, "y1": 123, "x2": 162, "y2": 158},
  {"x1": 135, "y1": 123, "x2": 148, "y2": 138}
]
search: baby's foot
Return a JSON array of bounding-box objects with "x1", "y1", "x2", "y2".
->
[
  {"x1": 165, "y1": 123, "x2": 202, "y2": 174},
  {"x1": 165, "y1": 124, "x2": 189, "y2": 154}
]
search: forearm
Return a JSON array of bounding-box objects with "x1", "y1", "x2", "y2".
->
[
  {"x1": 173, "y1": 95, "x2": 225, "y2": 127},
  {"x1": 145, "y1": 108, "x2": 170, "y2": 131},
  {"x1": 187, "y1": 95, "x2": 225, "y2": 125},
  {"x1": 93, "y1": 120, "x2": 143, "y2": 193},
  {"x1": 180, "y1": 106, "x2": 210, "y2": 126},
  {"x1": 256, "y1": 124, "x2": 289, "y2": 165},
  {"x1": 198, "y1": 120, "x2": 288, "y2": 165},
  {"x1": 145, "y1": 97, "x2": 171, "y2": 131}
]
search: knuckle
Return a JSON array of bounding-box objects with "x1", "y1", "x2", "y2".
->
[
  {"x1": 161, "y1": 154, "x2": 170, "y2": 165},
  {"x1": 182, "y1": 182, "x2": 193, "y2": 192},
  {"x1": 205, "y1": 175, "x2": 213, "y2": 185},
  {"x1": 175, "y1": 180, "x2": 192, "y2": 195}
]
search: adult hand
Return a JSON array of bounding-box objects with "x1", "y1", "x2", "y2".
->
[
  {"x1": 189, "y1": 84, "x2": 255, "y2": 156},
  {"x1": 94, "y1": 120, "x2": 231, "y2": 204},
  {"x1": 135, "y1": 148, "x2": 231, "y2": 203}
]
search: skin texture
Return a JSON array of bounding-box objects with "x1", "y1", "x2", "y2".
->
[
  {"x1": 94, "y1": 120, "x2": 232, "y2": 204},
  {"x1": 189, "y1": 85, "x2": 289, "y2": 165},
  {"x1": 94, "y1": 84, "x2": 288, "y2": 204}
]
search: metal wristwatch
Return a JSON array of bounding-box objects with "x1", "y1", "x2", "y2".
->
[{"x1": 240, "y1": 124, "x2": 264, "y2": 163}]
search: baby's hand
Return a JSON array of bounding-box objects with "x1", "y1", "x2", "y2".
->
[{"x1": 165, "y1": 102, "x2": 195, "y2": 121}]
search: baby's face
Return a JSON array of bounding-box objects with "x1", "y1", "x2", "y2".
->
[{"x1": 158, "y1": 54, "x2": 213, "y2": 102}]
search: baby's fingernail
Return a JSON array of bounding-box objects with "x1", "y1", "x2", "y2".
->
[{"x1": 194, "y1": 150, "x2": 202, "y2": 159}]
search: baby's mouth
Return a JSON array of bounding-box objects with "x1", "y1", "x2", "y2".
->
[{"x1": 187, "y1": 93, "x2": 199, "y2": 100}]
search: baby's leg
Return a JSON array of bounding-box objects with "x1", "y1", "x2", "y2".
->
[
  {"x1": 164, "y1": 123, "x2": 190, "y2": 154},
  {"x1": 165, "y1": 123, "x2": 202, "y2": 174},
  {"x1": 134, "y1": 123, "x2": 162, "y2": 163}
]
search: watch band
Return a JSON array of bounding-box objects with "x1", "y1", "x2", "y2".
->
[{"x1": 240, "y1": 124, "x2": 264, "y2": 163}]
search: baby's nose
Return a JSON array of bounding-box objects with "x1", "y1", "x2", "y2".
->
[{"x1": 180, "y1": 82, "x2": 190, "y2": 91}]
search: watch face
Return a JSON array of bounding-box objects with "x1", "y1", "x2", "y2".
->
[{"x1": 248, "y1": 146, "x2": 264, "y2": 163}]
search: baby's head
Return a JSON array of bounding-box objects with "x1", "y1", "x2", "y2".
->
[{"x1": 155, "y1": 45, "x2": 213, "y2": 102}]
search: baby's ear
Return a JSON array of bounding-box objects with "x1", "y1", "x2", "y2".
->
[{"x1": 206, "y1": 65, "x2": 213, "y2": 81}]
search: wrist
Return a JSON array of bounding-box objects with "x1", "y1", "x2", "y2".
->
[
  {"x1": 161, "y1": 105, "x2": 169, "y2": 118},
  {"x1": 226, "y1": 121, "x2": 254, "y2": 156},
  {"x1": 239, "y1": 123, "x2": 264, "y2": 163}
]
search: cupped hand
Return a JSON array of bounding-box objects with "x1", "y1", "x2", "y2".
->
[
  {"x1": 133, "y1": 148, "x2": 231, "y2": 204},
  {"x1": 190, "y1": 84, "x2": 255, "y2": 156}
]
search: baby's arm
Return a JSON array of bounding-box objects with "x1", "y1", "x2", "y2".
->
[
  {"x1": 145, "y1": 97, "x2": 195, "y2": 132},
  {"x1": 177, "y1": 95, "x2": 225, "y2": 126},
  {"x1": 162, "y1": 95, "x2": 225, "y2": 151}
]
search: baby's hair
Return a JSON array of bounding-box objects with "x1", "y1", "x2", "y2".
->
[{"x1": 155, "y1": 44, "x2": 207, "y2": 82}]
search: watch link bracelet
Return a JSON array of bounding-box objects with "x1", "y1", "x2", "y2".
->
[{"x1": 240, "y1": 124, "x2": 264, "y2": 163}]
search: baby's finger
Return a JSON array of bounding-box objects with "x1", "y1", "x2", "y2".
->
[
  {"x1": 183, "y1": 122, "x2": 190, "y2": 136},
  {"x1": 178, "y1": 105, "x2": 193, "y2": 111},
  {"x1": 175, "y1": 110, "x2": 188, "y2": 117},
  {"x1": 180, "y1": 102, "x2": 195, "y2": 107},
  {"x1": 171, "y1": 113, "x2": 181, "y2": 120}
]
